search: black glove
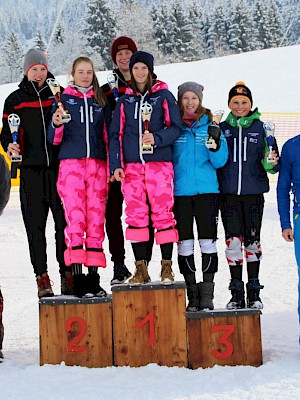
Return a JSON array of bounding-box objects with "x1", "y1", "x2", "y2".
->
[{"x1": 207, "y1": 125, "x2": 221, "y2": 152}]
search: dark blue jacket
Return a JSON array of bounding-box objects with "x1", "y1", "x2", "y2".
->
[
  {"x1": 47, "y1": 85, "x2": 111, "y2": 161},
  {"x1": 218, "y1": 109, "x2": 279, "y2": 195},
  {"x1": 109, "y1": 80, "x2": 182, "y2": 174},
  {"x1": 277, "y1": 135, "x2": 300, "y2": 230}
]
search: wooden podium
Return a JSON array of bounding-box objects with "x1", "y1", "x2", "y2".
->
[
  {"x1": 112, "y1": 282, "x2": 187, "y2": 367},
  {"x1": 39, "y1": 296, "x2": 113, "y2": 368},
  {"x1": 187, "y1": 309, "x2": 262, "y2": 368}
]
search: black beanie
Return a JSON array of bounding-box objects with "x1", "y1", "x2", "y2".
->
[
  {"x1": 228, "y1": 81, "x2": 253, "y2": 108},
  {"x1": 129, "y1": 51, "x2": 154, "y2": 75}
]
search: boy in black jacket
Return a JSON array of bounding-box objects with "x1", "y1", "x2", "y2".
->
[{"x1": 0, "y1": 49, "x2": 69, "y2": 298}]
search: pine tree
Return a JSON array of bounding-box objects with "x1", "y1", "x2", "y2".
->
[
  {"x1": 169, "y1": 1, "x2": 197, "y2": 61},
  {"x1": 1, "y1": 31, "x2": 23, "y2": 83},
  {"x1": 35, "y1": 30, "x2": 46, "y2": 52},
  {"x1": 54, "y1": 21, "x2": 65, "y2": 44},
  {"x1": 85, "y1": 0, "x2": 117, "y2": 69}
]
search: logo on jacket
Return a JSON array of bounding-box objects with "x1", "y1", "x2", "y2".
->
[
  {"x1": 224, "y1": 130, "x2": 232, "y2": 137},
  {"x1": 149, "y1": 96, "x2": 160, "y2": 106},
  {"x1": 125, "y1": 96, "x2": 135, "y2": 103},
  {"x1": 66, "y1": 99, "x2": 77, "y2": 106}
]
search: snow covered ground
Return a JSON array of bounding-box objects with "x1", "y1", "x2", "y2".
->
[{"x1": 1, "y1": 45, "x2": 300, "y2": 399}]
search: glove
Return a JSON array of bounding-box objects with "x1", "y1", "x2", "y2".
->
[{"x1": 206, "y1": 125, "x2": 221, "y2": 152}]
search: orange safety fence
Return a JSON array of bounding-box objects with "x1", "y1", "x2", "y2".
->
[{"x1": 1, "y1": 112, "x2": 300, "y2": 187}]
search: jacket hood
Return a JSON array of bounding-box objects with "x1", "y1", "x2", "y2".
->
[{"x1": 125, "y1": 79, "x2": 168, "y2": 96}]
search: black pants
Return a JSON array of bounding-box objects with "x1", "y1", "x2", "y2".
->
[
  {"x1": 106, "y1": 180, "x2": 154, "y2": 264},
  {"x1": 174, "y1": 194, "x2": 219, "y2": 241},
  {"x1": 20, "y1": 167, "x2": 67, "y2": 277},
  {"x1": 220, "y1": 194, "x2": 264, "y2": 245}
]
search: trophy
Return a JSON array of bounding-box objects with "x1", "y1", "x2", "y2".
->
[
  {"x1": 8, "y1": 113, "x2": 22, "y2": 179},
  {"x1": 141, "y1": 102, "x2": 153, "y2": 154},
  {"x1": 107, "y1": 73, "x2": 119, "y2": 102},
  {"x1": 206, "y1": 110, "x2": 224, "y2": 150},
  {"x1": 263, "y1": 121, "x2": 276, "y2": 163},
  {"x1": 46, "y1": 78, "x2": 71, "y2": 123}
]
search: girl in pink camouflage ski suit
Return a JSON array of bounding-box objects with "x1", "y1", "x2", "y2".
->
[
  {"x1": 109, "y1": 51, "x2": 182, "y2": 285},
  {"x1": 48, "y1": 57, "x2": 111, "y2": 297}
]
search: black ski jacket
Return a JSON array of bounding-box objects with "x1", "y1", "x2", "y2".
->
[
  {"x1": 1, "y1": 72, "x2": 60, "y2": 168},
  {"x1": 0, "y1": 155, "x2": 10, "y2": 216},
  {"x1": 101, "y1": 68, "x2": 130, "y2": 112}
]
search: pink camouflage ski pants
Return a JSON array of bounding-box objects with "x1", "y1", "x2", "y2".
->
[
  {"x1": 122, "y1": 162, "x2": 178, "y2": 244},
  {"x1": 57, "y1": 158, "x2": 108, "y2": 267}
]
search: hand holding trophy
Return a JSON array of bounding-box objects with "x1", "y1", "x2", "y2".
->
[
  {"x1": 206, "y1": 110, "x2": 224, "y2": 152},
  {"x1": 141, "y1": 101, "x2": 153, "y2": 154},
  {"x1": 107, "y1": 73, "x2": 119, "y2": 102},
  {"x1": 263, "y1": 121, "x2": 276, "y2": 163},
  {"x1": 46, "y1": 78, "x2": 71, "y2": 123},
  {"x1": 8, "y1": 113, "x2": 22, "y2": 178}
]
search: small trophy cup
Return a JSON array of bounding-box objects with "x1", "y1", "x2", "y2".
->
[
  {"x1": 8, "y1": 113, "x2": 22, "y2": 179},
  {"x1": 141, "y1": 102, "x2": 153, "y2": 154},
  {"x1": 263, "y1": 121, "x2": 276, "y2": 163},
  {"x1": 206, "y1": 110, "x2": 224, "y2": 150},
  {"x1": 107, "y1": 73, "x2": 119, "y2": 102},
  {"x1": 46, "y1": 78, "x2": 71, "y2": 123}
]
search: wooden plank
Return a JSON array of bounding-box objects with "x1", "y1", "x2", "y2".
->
[
  {"x1": 187, "y1": 309, "x2": 262, "y2": 368},
  {"x1": 112, "y1": 282, "x2": 187, "y2": 367},
  {"x1": 39, "y1": 296, "x2": 113, "y2": 368}
]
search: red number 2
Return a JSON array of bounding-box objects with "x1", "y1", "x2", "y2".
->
[
  {"x1": 211, "y1": 324, "x2": 235, "y2": 360},
  {"x1": 135, "y1": 311, "x2": 155, "y2": 346},
  {"x1": 66, "y1": 317, "x2": 87, "y2": 352}
]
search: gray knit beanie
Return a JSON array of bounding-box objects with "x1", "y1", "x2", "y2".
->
[
  {"x1": 23, "y1": 49, "x2": 48, "y2": 74},
  {"x1": 177, "y1": 82, "x2": 204, "y2": 102}
]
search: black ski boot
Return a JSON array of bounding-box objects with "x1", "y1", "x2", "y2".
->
[
  {"x1": 73, "y1": 274, "x2": 87, "y2": 298},
  {"x1": 246, "y1": 278, "x2": 264, "y2": 309},
  {"x1": 186, "y1": 284, "x2": 200, "y2": 312},
  {"x1": 226, "y1": 279, "x2": 245, "y2": 309},
  {"x1": 85, "y1": 273, "x2": 107, "y2": 298},
  {"x1": 198, "y1": 282, "x2": 215, "y2": 310}
]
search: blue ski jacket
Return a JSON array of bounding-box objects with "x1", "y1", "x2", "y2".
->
[
  {"x1": 173, "y1": 114, "x2": 228, "y2": 196},
  {"x1": 277, "y1": 135, "x2": 300, "y2": 231},
  {"x1": 109, "y1": 80, "x2": 182, "y2": 174},
  {"x1": 218, "y1": 109, "x2": 279, "y2": 195}
]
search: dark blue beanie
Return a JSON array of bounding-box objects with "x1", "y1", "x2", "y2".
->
[{"x1": 129, "y1": 51, "x2": 154, "y2": 74}]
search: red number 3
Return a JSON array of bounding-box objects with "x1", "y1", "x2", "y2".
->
[
  {"x1": 211, "y1": 324, "x2": 235, "y2": 360},
  {"x1": 66, "y1": 317, "x2": 87, "y2": 352}
]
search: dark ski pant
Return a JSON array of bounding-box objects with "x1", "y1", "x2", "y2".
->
[
  {"x1": 105, "y1": 180, "x2": 154, "y2": 264},
  {"x1": 20, "y1": 167, "x2": 67, "y2": 277}
]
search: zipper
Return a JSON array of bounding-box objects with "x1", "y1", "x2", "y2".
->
[
  {"x1": 243, "y1": 136, "x2": 247, "y2": 162},
  {"x1": 134, "y1": 102, "x2": 138, "y2": 119},
  {"x1": 83, "y1": 94, "x2": 90, "y2": 158},
  {"x1": 31, "y1": 82, "x2": 49, "y2": 166},
  {"x1": 237, "y1": 122, "x2": 242, "y2": 195},
  {"x1": 90, "y1": 106, "x2": 93, "y2": 123},
  {"x1": 80, "y1": 106, "x2": 84, "y2": 123},
  {"x1": 138, "y1": 93, "x2": 147, "y2": 164},
  {"x1": 233, "y1": 138, "x2": 237, "y2": 162}
]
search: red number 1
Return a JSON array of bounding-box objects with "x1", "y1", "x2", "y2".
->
[
  {"x1": 66, "y1": 317, "x2": 87, "y2": 352},
  {"x1": 135, "y1": 311, "x2": 155, "y2": 346},
  {"x1": 211, "y1": 324, "x2": 235, "y2": 360}
]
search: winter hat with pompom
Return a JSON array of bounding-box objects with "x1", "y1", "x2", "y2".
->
[
  {"x1": 23, "y1": 48, "x2": 48, "y2": 75},
  {"x1": 228, "y1": 81, "x2": 253, "y2": 108}
]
